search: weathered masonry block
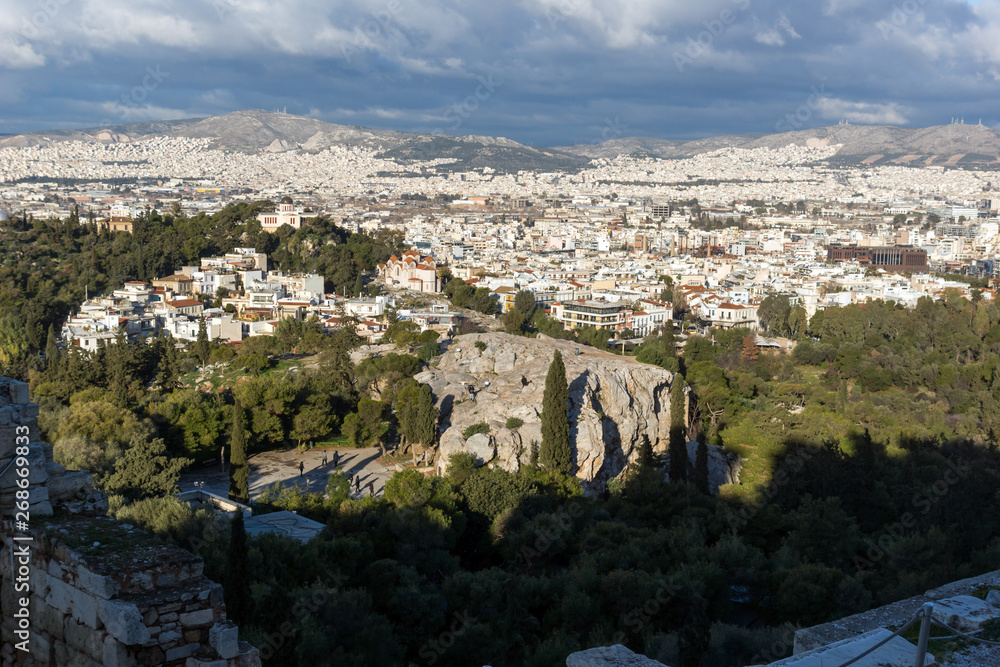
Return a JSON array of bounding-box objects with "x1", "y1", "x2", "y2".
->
[{"x1": 0, "y1": 376, "x2": 260, "y2": 666}]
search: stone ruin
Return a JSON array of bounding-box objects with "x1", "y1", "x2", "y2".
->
[{"x1": 0, "y1": 376, "x2": 260, "y2": 666}]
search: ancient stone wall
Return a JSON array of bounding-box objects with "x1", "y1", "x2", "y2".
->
[{"x1": 0, "y1": 377, "x2": 259, "y2": 667}]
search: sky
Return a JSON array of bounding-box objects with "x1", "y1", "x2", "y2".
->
[{"x1": 1, "y1": 0, "x2": 999, "y2": 146}]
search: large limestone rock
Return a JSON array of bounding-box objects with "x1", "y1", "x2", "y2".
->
[
  {"x1": 566, "y1": 644, "x2": 669, "y2": 666},
  {"x1": 931, "y1": 595, "x2": 1000, "y2": 633},
  {"x1": 416, "y1": 333, "x2": 686, "y2": 494}
]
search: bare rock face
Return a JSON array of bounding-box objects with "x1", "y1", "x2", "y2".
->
[{"x1": 415, "y1": 333, "x2": 685, "y2": 494}]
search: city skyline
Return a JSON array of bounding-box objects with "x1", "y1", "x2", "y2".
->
[{"x1": 2, "y1": 0, "x2": 999, "y2": 145}]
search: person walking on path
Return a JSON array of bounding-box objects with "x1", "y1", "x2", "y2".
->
[
  {"x1": 299, "y1": 460, "x2": 304, "y2": 478},
  {"x1": 332, "y1": 451, "x2": 339, "y2": 468},
  {"x1": 354, "y1": 475, "x2": 361, "y2": 493},
  {"x1": 367, "y1": 480, "x2": 375, "y2": 496},
  {"x1": 322, "y1": 450, "x2": 328, "y2": 466}
]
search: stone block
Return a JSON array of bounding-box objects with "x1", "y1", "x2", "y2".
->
[
  {"x1": 47, "y1": 471, "x2": 94, "y2": 502},
  {"x1": 931, "y1": 595, "x2": 1000, "y2": 633},
  {"x1": 986, "y1": 589, "x2": 1000, "y2": 607},
  {"x1": 209, "y1": 621, "x2": 240, "y2": 659},
  {"x1": 208, "y1": 584, "x2": 224, "y2": 607},
  {"x1": 179, "y1": 608, "x2": 214, "y2": 627},
  {"x1": 185, "y1": 658, "x2": 227, "y2": 667},
  {"x1": 99, "y1": 599, "x2": 150, "y2": 645},
  {"x1": 27, "y1": 629, "x2": 53, "y2": 664},
  {"x1": 233, "y1": 643, "x2": 263, "y2": 667},
  {"x1": 165, "y1": 643, "x2": 198, "y2": 661},
  {"x1": 768, "y1": 628, "x2": 932, "y2": 666},
  {"x1": 44, "y1": 573, "x2": 73, "y2": 614},
  {"x1": 104, "y1": 634, "x2": 138, "y2": 667},
  {"x1": 142, "y1": 608, "x2": 158, "y2": 625},
  {"x1": 158, "y1": 630, "x2": 182, "y2": 644},
  {"x1": 77, "y1": 564, "x2": 120, "y2": 600},
  {"x1": 64, "y1": 617, "x2": 105, "y2": 656},
  {"x1": 68, "y1": 584, "x2": 100, "y2": 630}
]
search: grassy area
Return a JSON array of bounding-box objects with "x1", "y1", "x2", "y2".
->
[{"x1": 179, "y1": 356, "x2": 305, "y2": 388}]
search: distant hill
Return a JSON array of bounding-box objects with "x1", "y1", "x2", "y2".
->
[
  {"x1": 0, "y1": 110, "x2": 589, "y2": 173},
  {"x1": 555, "y1": 123, "x2": 1000, "y2": 167},
  {"x1": 3, "y1": 110, "x2": 1000, "y2": 169}
]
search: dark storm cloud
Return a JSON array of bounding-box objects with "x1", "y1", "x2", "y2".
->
[{"x1": 0, "y1": 0, "x2": 996, "y2": 144}]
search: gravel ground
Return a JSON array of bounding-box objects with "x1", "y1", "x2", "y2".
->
[{"x1": 942, "y1": 643, "x2": 1000, "y2": 665}]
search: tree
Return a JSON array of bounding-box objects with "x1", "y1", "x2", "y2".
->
[
  {"x1": 669, "y1": 375, "x2": 687, "y2": 482},
  {"x1": 514, "y1": 290, "x2": 538, "y2": 322},
  {"x1": 194, "y1": 317, "x2": 210, "y2": 368},
  {"x1": 758, "y1": 295, "x2": 791, "y2": 335},
  {"x1": 291, "y1": 398, "x2": 336, "y2": 447},
  {"x1": 395, "y1": 382, "x2": 437, "y2": 450},
  {"x1": 503, "y1": 308, "x2": 526, "y2": 335},
  {"x1": 100, "y1": 437, "x2": 191, "y2": 501},
  {"x1": 226, "y1": 512, "x2": 254, "y2": 625},
  {"x1": 540, "y1": 350, "x2": 572, "y2": 475},
  {"x1": 694, "y1": 440, "x2": 710, "y2": 494},
  {"x1": 741, "y1": 333, "x2": 759, "y2": 364},
  {"x1": 342, "y1": 398, "x2": 389, "y2": 453},
  {"x1": 229, "y1": 401, "x2": 249, "y2": 504},
  {"x1": 44, "y1": 324, "x2": 60, "y2": 374}
]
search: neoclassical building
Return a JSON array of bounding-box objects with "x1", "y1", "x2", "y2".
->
[
  {"x1": 257, "y1": 196, "x2": 318, "y2": 232},
  {"x1": 378, "y1": 249, "x2": 441, "y2": 293}
]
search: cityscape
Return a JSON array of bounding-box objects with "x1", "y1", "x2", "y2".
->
[{"x1": 5, "y1": 1, "x2": 1000, "y2": 666}]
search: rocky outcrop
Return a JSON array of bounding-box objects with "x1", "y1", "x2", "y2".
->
[
  {"x1": 566, "y1": 644, "x2": 669, "y2": 666},
  {"x1": 415, "y1": 333, "x2": 686, "y2": 494}
]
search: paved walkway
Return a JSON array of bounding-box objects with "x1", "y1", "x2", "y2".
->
[{"x1": 178, "y1": 446, "x2": 396, "y2": 501}]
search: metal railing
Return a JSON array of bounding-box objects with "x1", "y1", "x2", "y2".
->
[{"x1": 833, "y1": 601, "x2": 1000, "y2": 667}]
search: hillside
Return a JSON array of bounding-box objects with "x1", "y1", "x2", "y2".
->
[
  {"x1": 557, "y1": 123, "x2": 1000, "y2": 166},
  {"x1": 4, "y1": 110, "x2": 1000, "y2": 169}
]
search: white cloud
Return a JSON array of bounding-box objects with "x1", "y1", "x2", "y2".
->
[{"x1": 816, "y1": 98, "x2": 912, "y2": 125}]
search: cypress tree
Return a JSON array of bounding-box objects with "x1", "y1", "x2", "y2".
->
[
  {"x1": 44, "y1": 324, "x2": 60, "y2": 375},
  {"x1": 225, "y1": 512, "x2": 254, "y2": 625},
  {"x1": 195, "y1": 317, "x2": 210, "y2": 368},
  {"x1": 694, "y1": 440, "x2": 710, "y2": 494},
  {"x1": 669, "y1": 374, "x2": 687, "y2": 482},
  {"x1": 229, "y1": 401, "x2": 250, "y2": 504},
  {"x1": 353, "y1": 274, "x2": 363, "y2": 297},
  {"x1": 540, "y1": 350, "x2": 572, "y2": 475}
]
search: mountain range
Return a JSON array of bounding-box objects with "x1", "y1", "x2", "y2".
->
[{"x1": 3, "y1": 110, "x2": 999, "y2": 171}]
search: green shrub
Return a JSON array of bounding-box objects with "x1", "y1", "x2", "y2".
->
[
  {"x1": 463, "y1": 422, "x2": 490, "y2": 439},
  {"x1": 475, "y1": 340, "x2": 487, "y2": 351},
  {"x1": 505, "y1": 417, "x2": 523, "y2": 430}
]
